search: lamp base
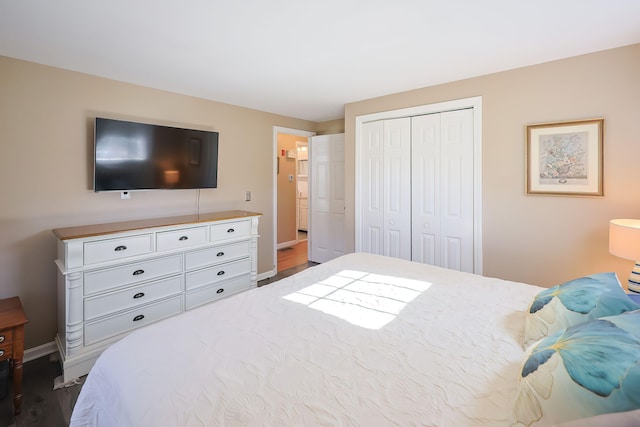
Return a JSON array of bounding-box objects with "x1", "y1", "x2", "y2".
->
[{"x1": 628, "y1": 261, "x2": 640, "y2": 294}]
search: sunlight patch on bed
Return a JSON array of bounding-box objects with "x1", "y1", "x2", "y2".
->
[{"x1": 284, "y1": 270, "x2": 431, "y2": 329}]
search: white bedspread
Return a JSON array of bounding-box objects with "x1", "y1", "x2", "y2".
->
[{"x1": 70, "y1": 253, "x2": 542, "y2": 427}]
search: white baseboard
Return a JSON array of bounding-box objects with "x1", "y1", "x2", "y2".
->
[
  {"x1": 24, "y1": 341, "x2": 58, "y2": 363},
  {"x1": 277, "y1": 240, "x2": 297, "y2": 250},
  {"x1": 257, "y1": 268, "x2": 277, "y2": 281}
]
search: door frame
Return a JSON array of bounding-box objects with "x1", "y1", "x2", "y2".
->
[
  {"x1": 354, "y1": 96, "x2": 483, "y2": 274},
  {"x1": 272, "y1": 126, "x2": 316, "y2": 274},
  {"x1": 295, "y1": 140, "x2": 309, "y2": 236}
]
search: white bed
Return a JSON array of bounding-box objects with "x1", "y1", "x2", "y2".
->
[{"x1": 68, "y1": 253, "x2": 551, "y2": 426}]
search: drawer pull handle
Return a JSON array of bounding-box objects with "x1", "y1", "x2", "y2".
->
[
  {"x1": 133, "y1": 269, "x2": 145, "y2": 276},
  {"x1": 216, "y1": 252, "x2": 224, "y2": 257},
  {"x1": 216, "y1": 288, "x2": 224, "y2": 294},
  {"x1": 179, "y1": 236, "x2": 188, "y2": 241},
  {"x1": 133, "y1": 315, "x2": 145, "y2": 322},
  {"x1": 114, "y1": 245, "x2": 127, "y2": 251},
  {"x1": 227, "y1": 228, "x2": 235, "y2": 233},
  {"x1": 217, "y1": 270, "x2": 225, "y2": 276},
  {"x1": 0, "y1": 350, "x2": 3, "y2": 357},
  {"x1": 0, "y1": 335, "x2": 4, "y2": 343},
  {"x1": 133, "y1": 292, "x2": 145, "y2": 299}
]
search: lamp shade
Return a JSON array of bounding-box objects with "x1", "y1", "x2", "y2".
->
[{"x1": 609, "y1": 219, "x2": 640, "y2": 261}]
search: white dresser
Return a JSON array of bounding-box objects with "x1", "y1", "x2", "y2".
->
[{"x1": 53, "y1": 210, "x2": 261, "y2": 382}]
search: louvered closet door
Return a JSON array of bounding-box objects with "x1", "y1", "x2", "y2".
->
[
  {"x1": 360, "y1": 118, "x2": 412, "y2": 259},
  {"x1": 412, "y1": 109, "x2": 474, "y2": 272}
]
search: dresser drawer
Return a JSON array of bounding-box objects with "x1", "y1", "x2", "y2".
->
[
  {"x1": 185, "y1": 241, "x2": 250, "y2": 270},
  {"x1": 210, "y1": 220, "x2": 251, "y2": 241},
  {"x1": 185, "y1": 275, "x2": 249, "y2": 310},
  {"x1": 84, "y1": 234, "x2": 153, "y2": 265},
  {"x1": 84, "y1": 254, "x2": 182, "y2": 296},
  {"x1": 84, "y1": 296, "x2": 182, "y2": 346},
  {"x1": 185, "y1": 258, "x2": 251, "y2": 291},
  {"x1": 0, "y1": 341, "x2": 12, "y2": 361},
  {"x1": 157, "y1": 226, "x2": 207, "y2": 252},
  {"x1": 0, "y1": 329, "x2": 13, "y2": 346},
  {"x1": 0, "y1": 329, "x2": 12, "y2": 361},
  {"x1": 84, "y1": 275, "x2": 183, "y2": 321}
]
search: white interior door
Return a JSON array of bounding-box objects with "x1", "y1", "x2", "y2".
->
[
  {"x1": 411, "y1": 113, "x2": 441, "y2": 265},
  {"x1": 359, "y1": 119, "x2": 411, "y2": 260},
  {"x1": 309, "y1": 134, "x2": 345, "y2": 263},
  {"x1": 411, "y1": 109, "x2": 474, "y2": 272},
  {"x1": 383, "y1": 118, "x2": 412, "y2": 260},
  {"x1": 360, "y1": 121, "x2": 384, "y2": 255},
  {"x1": 439, "y1": 109, "x2": 474, "y2": 272},
  {"x1": 355, "y1": 96, "x2": 483, "y2": 275}
]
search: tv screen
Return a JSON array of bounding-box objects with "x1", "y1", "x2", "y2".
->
[{"x1": 94, "y1": 118, "x2": 219, "y2": 191}]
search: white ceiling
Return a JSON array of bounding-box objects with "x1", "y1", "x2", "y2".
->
[{"x1": 1, "y1": 1, "x2": 639, "y2": 122}]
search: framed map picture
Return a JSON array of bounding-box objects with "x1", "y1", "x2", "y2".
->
[{"x1": 526, "y1": 118, "x2": 604, "y2": 196}]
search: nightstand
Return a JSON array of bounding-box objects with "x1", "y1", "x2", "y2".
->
[{"x1": 0, "y1": 297, "x2": 28, "y2": 415}]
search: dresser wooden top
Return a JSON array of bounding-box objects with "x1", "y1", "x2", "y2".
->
[
  {"x1": 0, "y1": 297, "x2": 28, "y2": 329},
  {"x1": 53, "y1": 210, "x2": 262, "y2": 241}
]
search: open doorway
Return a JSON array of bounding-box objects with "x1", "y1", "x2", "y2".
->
[
  {"x1": 295, "y1": 140, "x2": 309, "y2": 243},
  {"x1": 273, "y1": 127, "x2": 315, "y2": 273}
]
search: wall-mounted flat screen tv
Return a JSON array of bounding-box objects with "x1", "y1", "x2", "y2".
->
[{"x1": 94, "y1": 118, "x2": 219, "y2": 192}]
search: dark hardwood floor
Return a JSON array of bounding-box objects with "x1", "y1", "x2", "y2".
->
[
  {"x1": 0, "y1": 259, "x2": 317, "y2": 427},
  {"x1": 0, "y1": 354, "x2": 82, "y2": 427}
]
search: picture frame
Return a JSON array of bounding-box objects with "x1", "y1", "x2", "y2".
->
[{"x1": 525, "y1": 118, "x2": 604, "y2": 196}]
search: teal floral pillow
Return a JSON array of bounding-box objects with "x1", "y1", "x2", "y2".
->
[
  {"x1": 524, "y1": 273, "x2": 639, "y2": 345},
  {"x1": 514, "y1": 310, "x2": 640, "y2": 426}
]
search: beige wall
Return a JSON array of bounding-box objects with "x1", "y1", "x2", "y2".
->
[
  {"x1": 0, "y1": 56, "x2": 316, "y2": 348},
  {"x1": 345, "y1": 43, "x2": 640, "y2": 289},
  {"x1": 276, "y1": 134, "x2": 304, "y2": 243},
  {"x1": 316, "y1": 118, "x2": 345, "y2": 135},
  {"x1": 3, "y1": 44, "x2": 639, "y2": 350}
]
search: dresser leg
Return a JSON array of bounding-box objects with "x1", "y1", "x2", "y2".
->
[{"x1": 12, "y1": 358, "x2": 23, "y2": 415}]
